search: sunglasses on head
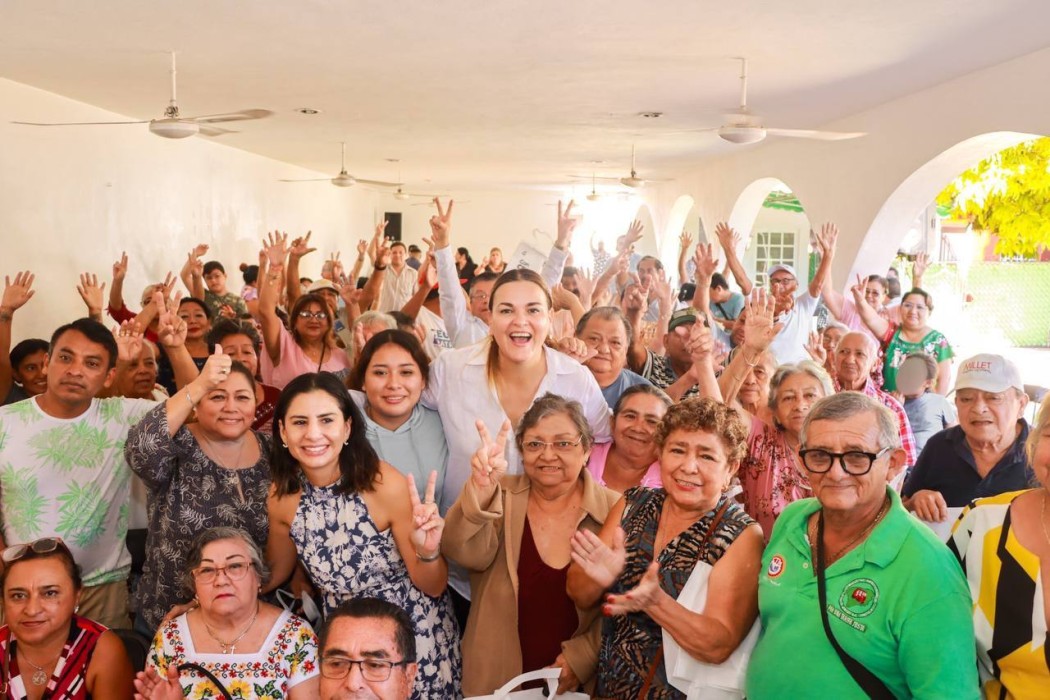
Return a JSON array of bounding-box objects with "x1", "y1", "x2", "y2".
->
[{"x1": 1, "y1": 537, "x2": 66, "y2": 565}]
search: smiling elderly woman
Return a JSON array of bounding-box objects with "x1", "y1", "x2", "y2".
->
[{"x1": 746, "y1": 392, "x2": 978, "y2": 699}]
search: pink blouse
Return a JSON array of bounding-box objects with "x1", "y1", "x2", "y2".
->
[
  {"x1": 586, "y1": 442, "x2": 663, "y2": 491},
  {"x1": 260, "y1": 324, "x2": 351, "y2": 389},
  {"x1": 738, "y1": 415, "x2": 811, "y2": 541}
]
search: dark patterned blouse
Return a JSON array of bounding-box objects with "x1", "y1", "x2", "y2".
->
[
  {"x1": 595, "y1": 488, "x2": 754, "y2": 699},
  {"x1": 124, "y1": 403, "x2": 272, "y2": 632}
]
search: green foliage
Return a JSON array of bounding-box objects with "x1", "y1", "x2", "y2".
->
[{"x1": 937, "y1": 137, "x2": 1050, "y2": 257}]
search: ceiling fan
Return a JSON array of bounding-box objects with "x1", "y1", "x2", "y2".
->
[
  {"x1": 280, "y1": 142, "x2": 401, "y2": 188},
  {"x1": 703, "y1": 58, "x2": 866, "y2": 145},
  {"x1": 572, "y1": 145, "x2": 668, "y2": 189},
  {"x1": 11, "y1": 52, "x2": 271, "y2": 139}
]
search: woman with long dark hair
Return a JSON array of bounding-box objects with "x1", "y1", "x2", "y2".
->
[{"x1": 265, "y1": 372, "x2": 461, "y2": 698}]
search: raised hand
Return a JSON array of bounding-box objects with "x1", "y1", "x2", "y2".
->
[
  {"x1": 190, "y1": 243, "x2": 209, "y2": 259},
  {"x1": 849, "y1": 273, "x2": 867, "y2": 304},
  {"x1": 574, "y1": 268, "x2": 595, "y2": 308},
  {"x1": 742, "y1": 289, "x2": 781, "y2": 351},
  {"x1": 160, "y1": 271, "x2": 178, "y2": 300},
  {"x1": 622, "y1": 277, "x2": 650, "y2": 313},
  {"x1": 262, "y1": 231, "x2": 290, "y2": 268},
  {"x1": 554, "y1": 336, "x2": 598, "y2": 365},
  {"x1": 155, "y1": 291, "x2": 187, "y2": 348},
  {"x1": 805, "y1": 329, "x2": 827, "y2": 365},
  {"x1": 651, "y1": 268, "x2": 674, "y2": 314},
  {"x1": 328, "y1": 252, "x2": 344, "y2": 280},
  {"x1": 114, "y1": 320, "x2": 144, "y2": 364},
  {"x1": 684, "y1": 320, "x2": 715, "y2": 366},
  {"x1": 376, "y1": 236, "x2": 393, "y2": 268},
  {"x1": 569, "y1": 527, "x2": 626, "y2": 589},
  {"x1": 714, "y1": 221, "x2": 738, "y2": 256},
  {"x1": 813, "y1": 223, "x2": 839, "y2": 258},
  {"x1": 289, "y1": 231, "x2": 315, "y2": 258},
  {"x1": 470, "y1": 419, "x2": 511, "y2": 491},
  {"x1": 356, "y1": 239, "x2": 368, "y2": 257},
  {"x1": 604, "y1": 561, "x2": 663, "y2": 615},
  {"x1": 429, "y1": 198, "x2": 454, "y2": 248},
  {"x1": 112, "y1": 252, "x2": 129, "y2": 281},
  {"x1": 556, "y1": 200, "x2": 579, "y2": 249},
  {"x1": 218, "y1": 303, "x2": 237, "y2": 320},
  {"x1": 1, "y1": 270, "x2": 36, "y2": 313},
  {"x1": 912, "y1": 251, "x2": 929, "y2": 281},
  {"x1": 76, "y1": 272, "x2": 106, "y2": 315},
  {"x1": 692, "y1": 243, "x2": 719, "y2": 280},
  {"x1": 407, "y1": 471, "x2": 443, "y2": 559},
  {"x1": 621, "y1": 220, "x2": 644, "y2": 251},
  {"x1": 678, "y1": 230, "x2": 693, "y2": 252},
  {"x1": 198, "y1": 345, "x2": 233, "y2": 389}
]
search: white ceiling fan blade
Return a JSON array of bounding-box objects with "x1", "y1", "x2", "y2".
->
[
  {"x1": 279, "y1": 178, "x2": 332, "y2": 183},
  {"x1": 11, "y1": 120, "x2": 149, "y2": 126},
  {"x1": 570, "y1": 174, "x2": 624, "y2": 181},
  {"x1": 199, "y1": 125, "x2": 239, "y2": 137},
  {"x1": 356, "y1": 178, "x2": 402, "y2": 187},
  {"x1": 764, "y1": 127, "x2": 866, "y2": 140},
  {"x1": 187, "y1": 109, "x2": 273, "y2": 124}
]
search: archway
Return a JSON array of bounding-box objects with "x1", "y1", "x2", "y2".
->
[{"x1": 726, "y1": 177, "x2": 813, "y2": 290}]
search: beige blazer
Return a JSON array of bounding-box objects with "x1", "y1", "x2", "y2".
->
[{"x1": 442, "y1": 471, "x2": 620, "y2": 697}]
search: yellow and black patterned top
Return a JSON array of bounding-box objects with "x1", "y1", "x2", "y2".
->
[{"x1": 949, "y1": 489, "x2": 1050, "y2": 700}]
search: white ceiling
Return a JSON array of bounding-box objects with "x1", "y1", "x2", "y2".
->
[{"x1": 3, "y1": 0, "x2": 1050, "y2": 190}]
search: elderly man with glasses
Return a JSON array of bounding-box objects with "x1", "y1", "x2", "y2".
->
[
  {"x1": 746, "y1": 392, "x2": 978, "y2": 699},
  {"x1": 318, "y1": 598, "x2": 417, "y2": 700}
]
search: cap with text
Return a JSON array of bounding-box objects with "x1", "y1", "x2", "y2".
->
[{"x1": 951, "y1": 353, "x2": 1023, "y2": 394}]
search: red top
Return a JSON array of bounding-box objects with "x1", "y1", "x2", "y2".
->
[
  {"x1": 0, "y1": 615, "x2": 105, "y2": 699},
  {"x1": 517, "y1": 517, "x2": 578, "y2": 677}
]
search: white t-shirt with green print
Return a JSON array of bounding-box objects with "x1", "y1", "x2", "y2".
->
[{"x1": 0, "y1": 396, "x2": 155, "y2": 586}]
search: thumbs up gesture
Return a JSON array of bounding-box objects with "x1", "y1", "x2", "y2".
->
[{"x1": 200, "y1": 344, "x2": 233, "y2": 388}]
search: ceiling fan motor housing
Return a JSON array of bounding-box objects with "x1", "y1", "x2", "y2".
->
[
  {"x1": 718, "y1": 124, "x2": 767, "y2": 144},
  {"x1": 149, "y1": 119, "x2": 199, "y2": 139}
]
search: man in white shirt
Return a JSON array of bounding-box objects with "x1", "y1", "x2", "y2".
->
[
  {"x1": 376, "y1": 242, "x2": 419, "y2": 313},
  {"x1": 0, "y1": 318, "x2": 155, "y2": 629}
]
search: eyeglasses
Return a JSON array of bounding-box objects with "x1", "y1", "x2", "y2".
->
[
  {"x1": 900, "y1": 302, "x2": 928, "y2": 311},
  {"x1": 798, "y1": 447, "x2": 893, "y2": 475},
  {"x1": 522, "y1": 437, "x2": 584, "y2": 453},
  {"x1": 191, "y1": 561, "x2": 254, "y2": 584},
  {"x1": 469, "y1": 291, "x2": 489, "y2": 301},
  {"x1": 320, "y1": 656, "x2": 411, "y2": 682},
  {"x1": 2, "y1": 537, "x2": 65, "y2": 564},
  {"x1": 298, "y1": 310, "x2": 329, "y2": 320}
]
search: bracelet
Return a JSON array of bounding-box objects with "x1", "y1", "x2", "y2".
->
[
  {"x1": 743, "y1": 351, "x2": 762, "y2": 368},
  {"x1": 185, "y1": 389, "x2": 198, "y2": 409},
  {"x1": 374, "y1": 264, "x2": 388, "y2": 271},
  {"x1": 415, "y1": 549, "x2": 441, "y2": 563}
]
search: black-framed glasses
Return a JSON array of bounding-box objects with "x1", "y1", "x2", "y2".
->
[
  {"x1": 1, "y1": 537, "x2": 66, "y2": 564},
  {"x1": 522, "y1": 437, "x2": 584, "y2": 454},
  {"x1": 798, "y1": 447, "x2": 893, "y2": 475},
  {"x1": 298, "y1": 310, "x2": 329, "y2": 320},
  {"x1": 191, "y1": 560, "x2": 254, "y2": 585},
  {"x1": 320, "y1": 656, "x2": 412, "y2": 682}
]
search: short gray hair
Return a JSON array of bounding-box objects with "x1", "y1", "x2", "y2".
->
[
  {"x1": 182, "y1": 527, "x2": 271, "y2": 596},
  {"x1": 768, "y1": 361, "x2": 835, "y2": 410},
  {"x1": 515, "y1": 393, "x2": 594, "y2": 452},
  {"x1": 800, "y1": 392, "x2": 901, "y2": 450}
]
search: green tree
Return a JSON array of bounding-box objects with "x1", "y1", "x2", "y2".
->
[{"x1": 937, "y1": 137, "x2": 1050, "y2": 257}]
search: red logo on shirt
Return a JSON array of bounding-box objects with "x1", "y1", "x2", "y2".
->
[{"x1": 767, "y1": 554, "x2": 786, "y2": 578}]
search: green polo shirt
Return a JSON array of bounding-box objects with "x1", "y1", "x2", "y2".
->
[{"x1": 746, "y1": 488, "x2": 979, "y2": 699}]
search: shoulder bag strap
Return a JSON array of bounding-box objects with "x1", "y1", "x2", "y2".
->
[
  {"x1": 815, "y1": 511, "x2": 895, "y2": 700},
  {"x1": 178, "y1": 662, "x2": 234, "y2": 700}
]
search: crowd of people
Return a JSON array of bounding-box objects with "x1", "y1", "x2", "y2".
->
[{"x1": 0, "y1": 200, "x2": 1045, "y2": 699}]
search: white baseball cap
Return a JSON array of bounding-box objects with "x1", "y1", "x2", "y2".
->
[
  {"x1": 951, "y1": 353, "x2": 1024, "y2": 394},
  {"x1": 766, "y1": 264, "x2": 797, "y2": 280}
]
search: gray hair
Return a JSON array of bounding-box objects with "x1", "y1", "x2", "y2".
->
[
  {"x1": 800, "y1": 392, "x2": 901, "y2": 450},
  {"x1": 182, "y1": 526, "x2": 271, "y2": 596},
  {"x1": 768, "y1": 360, "x2": 835, "y2": 410},
  {"x1": 515, "y1": 393, "x2": 594, "y2": 452},
  {"x1": 575, "y1": 305, "x2": 632, "y2": 342},
  {"x1": 352, "y1": 311, "x2": 397, "y2": 334},
  {"x1": 838, "y1": 330, "x2": 878, "y2": 356}
]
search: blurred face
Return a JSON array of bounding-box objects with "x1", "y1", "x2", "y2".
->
[
  {"x1": 579, "y1": 316, "x2": 629, "y2": 383},
  {"x1": 738, "y1": 355, "x2": 774, "y2": 410},
  {"x1": 295, "y1": 301, "x2": 331, "y2": 341},
  {"x1": 363, "y1": 344, "x2": 425, "y2": 430},
  {"x1": 821, "y1": 327, "x2": 844, "y2": 355},
  {"x1": 219, "y1": 333, "x2": 260, "y2": 378},
  {"x1": 490, "y1": 249, "x2": 503, "y2": 266},
  {"x1": 280, "y1": 390, "x2": 352, "y2": 479},
  {"x1": 194, "y1": 372, "x2": 256, "y2": 440},
  {"x1": 899, "y1": 293, "x2": 930, "y2": 330},
  {"x1": 637, "y1": 259, "x2": 659, "y2": 286},
  {"x1": 489, "y1": 281, "x2": 551, "y2": 364},
  {"x1": 663, "y1": 324, "x2": 694, "y2": 366},
  {"x1": 320, "y1": 616, "x2": 417, "y2": 700},
  {"x1": 956, "y1": 388, "x2": 1027, "y2": 447},
  {"x1": 317, "y1": 289, "x2": 340, "y2": 314},
  {"x1": 864, "y1": 280, "x2": 887, "y2": 307},
  {"x1": 390, "y1": 245, "x2": 407, "y2": 268},
  {"x1": 46, "y1": 330, "x2": 115, "y2": 407},
  {"x1": 128, "y1": 343, "x2": 159, "y2": 398},
  {"x1": 179, "y1": 302, "x2": 211, "y2": 341},
  {"x1": 774, "y1": 372, "x2": 827, "y2": 437},
  {"x1": 834, "y1": 334, "x2": 875, "y2": 388},
  {"x1": 191, "y1": 539, "x2": 261, "y2": 618},
  {"x1": 3, "y1": 556, "x2": 80, "y2": 647},
  {"x1": 804, "y1": 414, "x2": 904, "y2": 515},
  {"x1": 710, "y1": 285, "x2": 731, "y2": 304},
  {"x1": 13, "y1": 349, "x2": 49, "y2": 397},
  {"x1": 204, "y1": 268, "x2": 227, "y2": 294},
  {"x1": 560, "y1": 274, "x2": 579, "y2": 295},
  {"x1": 768, "y1": 272, "x2": 797, "y2": 306},
  {"x1": 469, "y1": 279, "x2": 495, "y2": 325},
  {"x1": 612, "y1": 393, "x2": 667, "y2": 465},
  {"x1": 660, "y1": 428, "x2": 736, "y2": 513},
  {"x1": 521, "y1": 412, "x2": 591, "y2": 490}
]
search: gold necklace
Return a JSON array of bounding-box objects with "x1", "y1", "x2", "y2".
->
[
  {"x1": 17, "y1": 646, "x2": 59, "y2": 686},
  {"x1": 812, "y1": 497, "x2": 890, "y2": 565},
  {"x1": 202, "y1": 602, "x2": 260, "y2": 655}
]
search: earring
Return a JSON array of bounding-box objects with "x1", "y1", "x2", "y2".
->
[
  {"x1": 282, "y1": 442, "x2": 288, "y2": 448},
  {"x1": 344, "y1": 437, "x2": 350, "y2": 445}
]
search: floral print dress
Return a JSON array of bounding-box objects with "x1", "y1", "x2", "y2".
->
[
  {"x1": 738, "y1": 415, "x2": 811, "y2": 539},
  {"x1": 289, "y1": 479, "x2": 461, "y2": 699},
  {"x1": 147, "y1": 609, "x2": 318, "y2": 699},
  {"x1": 881, "y1": 324, "x2": 953, "y2": 392}
]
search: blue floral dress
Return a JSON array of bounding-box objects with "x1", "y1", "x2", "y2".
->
[{"x1": 289, "y1": 478, "x2": 461, "y2": 699}]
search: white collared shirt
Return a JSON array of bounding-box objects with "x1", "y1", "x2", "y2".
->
[{"x1": 376, "y1": 264, "x2": 419, "y2": 312}]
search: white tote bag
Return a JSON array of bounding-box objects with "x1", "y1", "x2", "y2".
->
[
  {"x1": 465, "y1": 668, "x2": 590, "y2": 700},
  {"x1": 662, "y1": 561, "x2": 760, "y2": 700}
]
